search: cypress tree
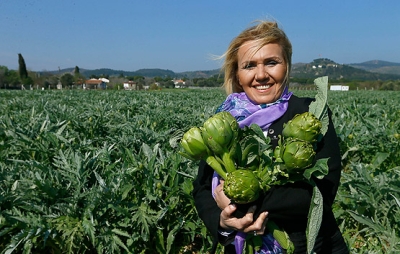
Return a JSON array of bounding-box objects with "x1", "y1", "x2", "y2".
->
[
  {"x1": 18, "y1": 53, "x2": 28, "y2": 79},
  {"x1": 74, "y1": 66, "x2": 80, "y2": 76}
]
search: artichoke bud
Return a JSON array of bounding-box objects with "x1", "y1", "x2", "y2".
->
[
  {"x1": 201, "y1": 127, "x2": 225, "y2": 155},
  {"x1": 224, "y1": 170, "x2": 261, "y2": 204},
  {"x1": 220, "y1": 111, "x2": 240, "y2": 144},
  {"x1": 202, "y1": 112, "x2": 236, "y2": 155},
  {"x1": 281, "y1": 138, "x2": 316, "y2": 173},
  {"x1": 180, "y1": 127, "x2": 210, "y2": 159},
  {"x1": 282, "y1": 112, "x2": 322, "y2": 143},
  {"x1": 213, "y1": 111, "x2": 239, "y2": 145}
]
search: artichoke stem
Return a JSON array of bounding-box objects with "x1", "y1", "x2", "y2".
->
[
  {"x1": 206, "y1": 156, "x2": 227, "y2": 179},
  {"x1": 222, "y1": 152, "x2": 236, "y2": 173}
]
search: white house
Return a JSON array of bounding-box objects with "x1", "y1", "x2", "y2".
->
[
  {"x1": 123, "y1": 81, "x2": 137, "y2": 90},
  {"x1": 173, "y1": 79, "x2": 185, "y2": 88},
  {"x1": 330, "y1": 85, "x2": 349, "y2": 91}
]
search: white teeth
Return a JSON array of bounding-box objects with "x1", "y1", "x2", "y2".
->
[{"x1": 255, "y1": 85, "x2": 271, "y2": 90}]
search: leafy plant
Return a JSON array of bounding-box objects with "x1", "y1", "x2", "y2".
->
[{"x1": 0, "y1": 88, "x2": 399, "y2": 253}]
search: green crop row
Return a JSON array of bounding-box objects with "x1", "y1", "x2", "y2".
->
[{"x1": 0, "y1": 89, "x2": 399, "y2": 253}]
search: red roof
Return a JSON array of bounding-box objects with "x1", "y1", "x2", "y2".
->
[{"x1": 85, "y1": 79, "x2": 103, "y2": 84}]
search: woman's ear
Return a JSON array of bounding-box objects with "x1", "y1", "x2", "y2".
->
[
  {"x1": 234, "y1": 81, "x2": 242, "y2": 93},
  {"x1": 236, "y1": 74, "x2": 241, "y2": 86}
]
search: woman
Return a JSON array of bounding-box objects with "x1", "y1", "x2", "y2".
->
[{"x1": 192, "y1": 20, "x2": 349, "y2": 254}]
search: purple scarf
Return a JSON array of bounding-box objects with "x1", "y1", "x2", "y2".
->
[
  {"x1": 216, "y1": 87, "x2": 292, "y2": 131},
  {"x1": 213, "y1": 88, "x2": 292, "y2": 253}
]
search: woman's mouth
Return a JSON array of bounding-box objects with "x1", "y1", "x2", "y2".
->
[{"x1": 255, "y1": 84, "x2": 271, "y2": 90}]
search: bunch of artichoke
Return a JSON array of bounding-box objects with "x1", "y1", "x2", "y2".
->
[
  {"x1": 179, "y1": 111, "x2": 270, "y2": 204},
  {"x1": 274, "y1": 112, "x2": 322, "y2": 173},
  {"x1": 179, "y1": 110, "x2": 325, "y2": 254},
  {"x1": 180, "y1": 111, "x2": 324, "y2": 204}
]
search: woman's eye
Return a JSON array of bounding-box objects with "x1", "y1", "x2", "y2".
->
[
  {"x1": 243, "y1": 63, "x2": 255, "y2": 69},
  {"x1": 266, "y1": 61, "x2": 278, "y2": 66}
]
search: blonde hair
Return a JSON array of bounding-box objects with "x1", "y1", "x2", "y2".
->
[{"x1": 220, "y1": 20, "x2": 292, "y2": 94}]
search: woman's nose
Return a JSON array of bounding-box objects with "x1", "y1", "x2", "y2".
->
[{"x1": 255, "y1": 65, "x2": 268, "y2": 81}]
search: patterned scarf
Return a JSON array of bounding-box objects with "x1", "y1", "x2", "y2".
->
[
  {"x1": 215, "y1": 87, "x2": 292, "y2": 131},
  {"x1": 212, "y1": 87, "x2": 292, "y2": 254}
]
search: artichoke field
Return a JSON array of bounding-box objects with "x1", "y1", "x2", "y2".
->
[{"x1": 0, "y1": 86, "x2": 399, "y2": 253}]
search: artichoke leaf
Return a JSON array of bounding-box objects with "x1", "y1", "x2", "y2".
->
[
  {"x1": 303, "y1": 158, "x2": 329, "y2": 180},
  {"x1": 306, "y1": 181, "x2": 324, "y2": 254},
  {"x1": 237, "y1": 124, "x2": 273, "y2": 169},
  {"x1": 248, "y1": 123, "x2": 267, "y2": 141},
  {"x1": 309, "y1": 76, "x2": 329, "y2": 136},
  {"x1": 239, "y1": 135, "x2": 260, "y2": 167},
  {"x1": 178, "y1": 151, "x2": 198, "y2": 161},
  {"x1": 248, "y1": 123, "x2": 272, "y2": 151}
]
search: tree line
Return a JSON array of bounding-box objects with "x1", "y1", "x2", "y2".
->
[
  {"x1": 1, "y1": 54, "x2": 399, "y2": 90},
  {"x1": 0, "y1": 54, "x2": 226, "y2": 90}
]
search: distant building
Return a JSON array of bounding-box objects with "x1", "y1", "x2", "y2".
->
[
  {"x1": 84, "y1": 78, "x2": 107, "y2": 89},
  {"x1": 173, "y1": 79, "x2": 185, "y2": 88},
  {"x1": 99, "y1": 78, "x2": 110, "y2": 83},
  {"x1": 123, "y1": 81, "x2": 137, "y2": 90},
  {"x1": 330, "y1": 85, "x2": 349, "y2": 91}
]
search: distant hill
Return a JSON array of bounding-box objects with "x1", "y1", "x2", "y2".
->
[
  {"x1": 178, "y1": 69, "x2": 221, "y2": 79},
  {"x1": 83, "y1": 68, "x2": 133, "y2": 77},
  {"x1": 135, "y1": 68, "x2": 176, "y2": 77},
  {"x1": 291, "y1": 58, "x2": 400, "y2": 81},
  {"x1": 39, "y1": 59, "x2": 400, "y2": 80},
  {"x1": 41, "y1": 68, "x2": 176, "y2": 78},
  {"x1": 348, "y1": 60, "x2": 400, "y2": 75}
]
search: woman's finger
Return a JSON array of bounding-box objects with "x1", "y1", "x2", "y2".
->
[{"x1": 244, "y1": 211, "x2": 269, "y2": 233}]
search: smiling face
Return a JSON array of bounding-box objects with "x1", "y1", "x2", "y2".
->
[{"x1": 237, "y1": 40, "x2": 287, "y2": 104}]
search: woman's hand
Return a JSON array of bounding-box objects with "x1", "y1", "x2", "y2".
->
[
  {"x1": 214, "y1": 180, "x2": 231, "y2": 210},
  {"x1": 220, "y1": 202, "x2": 269, "y2": 235}
]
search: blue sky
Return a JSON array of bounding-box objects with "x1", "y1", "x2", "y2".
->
[{"x1": 1, "y1": 0, "x2": 399, "y2": 72}]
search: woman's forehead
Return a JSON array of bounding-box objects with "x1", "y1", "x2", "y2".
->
[{"x1": 238, "y1": 41, "x2": 283, "y2": 60}]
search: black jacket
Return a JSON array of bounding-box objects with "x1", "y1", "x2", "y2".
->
[{"x1": 192, "y1": 95, "x2": 349, "y2": 254}]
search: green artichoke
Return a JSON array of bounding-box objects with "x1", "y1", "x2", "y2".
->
[
  {"x1": 280, "y1": 138, "x2": 316, "y2": 172},
  {"x1": 224, "y1": 169, "x2": 261, "y2": 204},
  {"x1": 282, "y1": 112, "x2": 322, "y2": 143},
  {"x1": 201, "y1": 111, "x2": 239, "y2": 173},
  {"x1": 201, "y1": 111, "x2": 238, "y2": 155},
  {"x1": 180, "y1": 127, "x2": 210, "y2": 160}
]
